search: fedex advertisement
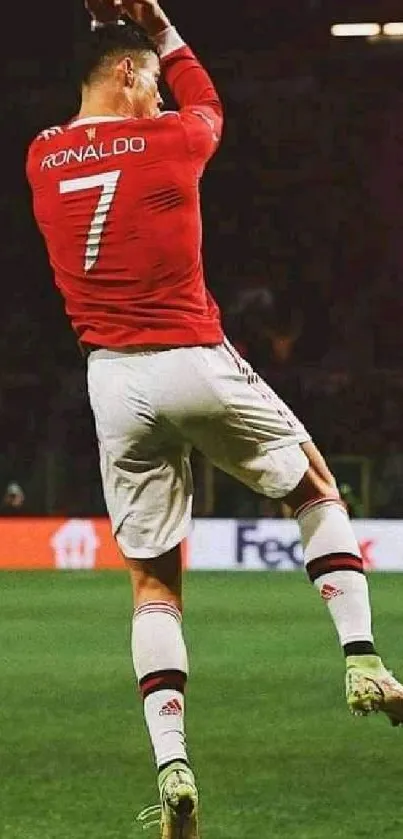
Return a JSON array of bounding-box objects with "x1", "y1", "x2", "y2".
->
[
  {"x1": 189, "y1": 519, "x2": 403, "y2": 572},
  {"x1": 0, "y1": 517, "x2": 403, "y2": 571}
]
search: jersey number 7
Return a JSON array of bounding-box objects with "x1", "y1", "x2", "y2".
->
[{"x1": 59, "y1": 170, "x2": 121, "y2": 272}]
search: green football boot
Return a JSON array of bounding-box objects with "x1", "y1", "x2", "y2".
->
[
  {"x1": 158, "y1": 762, "x2": 199, "y2": 839},
  {"x1": 346, "y1": 655, "x2": 403, "y2": 726}
]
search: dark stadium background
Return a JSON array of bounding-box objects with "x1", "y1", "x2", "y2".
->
[
  {"x1": 2, "y1": 5, "x2": 403, "y2": 839},
  {"x1": 1, "y1": 0, "x2": 403, "y2": 516}
]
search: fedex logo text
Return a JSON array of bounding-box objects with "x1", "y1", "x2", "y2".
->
[
  {"x1": 235, "y1": 523, "x2": 375, "y2": 571},
  {"x1": 236, "y1": 523, "x2": 304, "y2": 570}
]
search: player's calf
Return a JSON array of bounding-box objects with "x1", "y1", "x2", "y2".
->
[
  {"x1": 284, "y1": 441, "x2": 403, "y2": 724},
  {"x1": 132, "y1": 595, "x2": 190, "y2": 768},
  {"x1": 285, "y1": 442, "x2": 375, "y2": 657},
  {"x1": 126, "y1": 546, "x2": 200, "y2": 833}
]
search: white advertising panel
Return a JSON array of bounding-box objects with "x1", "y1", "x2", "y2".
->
[{"x1": 189, "y1": 519, "x2": 403, "y2": 571}]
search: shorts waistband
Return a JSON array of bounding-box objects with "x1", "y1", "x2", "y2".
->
[{"x1": 82, "y1": 343, "x2": 179, "y2": 358}]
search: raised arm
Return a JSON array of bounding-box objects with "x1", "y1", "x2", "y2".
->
[{"x1": 124, "y1": 1, "x2": 224, "y2": 168}]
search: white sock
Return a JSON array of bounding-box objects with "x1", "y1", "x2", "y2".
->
[
  {"x1": 297, "y1": 499, "x2": 374, "y2": 648},
  {"x1": 132, "y1": 601, "x2": 189, "y2": 769},
  {"x1": 313, "y1": 570, "x2": 373, "y2": 646}
]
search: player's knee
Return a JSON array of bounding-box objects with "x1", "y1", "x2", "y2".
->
[
  {"x1": 126, "y1": 566, "x2": 182, "y2": 610},
  {"x1": 283, "y1": 441, "x2": 340, "y2": 515},
  {"x1": 123, "y1": 545, "x2": 183, "y2": 609},
  {"x1": 285, "y1": 467, "x2": 339, "y2": 515}
]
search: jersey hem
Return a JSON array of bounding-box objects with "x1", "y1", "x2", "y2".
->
[{"x1": 79, "y1": 327, "x2": 224, "y2": 350}]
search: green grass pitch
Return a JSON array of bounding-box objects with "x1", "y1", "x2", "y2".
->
[{"x1": 1, "y1": 571, "x2": 403, "y2": 839}]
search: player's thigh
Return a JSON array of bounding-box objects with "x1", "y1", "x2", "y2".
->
[
  {"x1": 87, "y1": 352, "x2": 193, "y2": 559},
  {"x1": 181, "y1": 340, "x2": 310, "y2": 499}
]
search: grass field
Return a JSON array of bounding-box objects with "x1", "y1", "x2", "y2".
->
[{"x1": 1, "y1": 571, "x2": 403, "y2": 839}]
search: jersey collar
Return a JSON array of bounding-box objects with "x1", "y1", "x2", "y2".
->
[{"x1": 68, "y1": 116, "x2": 131, "y2": 128}]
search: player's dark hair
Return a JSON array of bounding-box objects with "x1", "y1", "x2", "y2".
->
[{"x1": 74, "y1": 22, "x2": 158, "y2": 85}]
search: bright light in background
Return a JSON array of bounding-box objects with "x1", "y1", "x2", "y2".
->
[
  {"x1": 331, "y1": 23, "x2": 381, "y2": 37},
  {"x1": 383, "y1": 22, "x2": 403, "y2": 36}
]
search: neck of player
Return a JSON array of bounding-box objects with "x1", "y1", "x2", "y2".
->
[{"x1": 78, "y1": 85, "x2": 134, "y2": 121}]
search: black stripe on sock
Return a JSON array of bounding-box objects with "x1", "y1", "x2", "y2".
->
[
  {"x1": 139, "y1": 669, "x2": 187, "y2": 700},
  {"x1": 158, "y1": 758, "x2": 189, "y2": 774},
  {"x1": 343, "y1": 641, "x2": 377, "y2": 658},
  {"x1": 307, "y1": 552, "x2": 364, "y2": 583}
]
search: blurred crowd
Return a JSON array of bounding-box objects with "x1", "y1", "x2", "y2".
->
[
  {"x1": 2, "y1": 342, "x2": 403, "y2": 518},
  {"x1": 2, "y1": 7, "x2": 403, "y2": 518}
]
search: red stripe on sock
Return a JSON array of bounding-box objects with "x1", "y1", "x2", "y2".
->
[
  {"x1": 140, "y1": 675, "x2": 166, "y2": 696},
  {"x1": 295, "y1": 496, "x2": 346, "y2": 519},
  {"x1": 135, "y1": 601, "x2": 182, "y2": 622},
  {"x1": 307, "y1": 553, "x2": 364, "y2": 582},
  {"x1": 139, "y1": 669, "x2": 187, "y2": 700}
]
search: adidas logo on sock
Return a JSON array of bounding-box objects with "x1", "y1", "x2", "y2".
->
[
  {"x1": 320, "y1": 583, "x2": 344, "y2": 601},
  {"x1": 159, "y1": 698, "x2": 182, "y2": 717}
]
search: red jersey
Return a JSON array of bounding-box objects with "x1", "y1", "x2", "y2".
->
[{"x1": 26, "y1": 43, "x2": 224, "y2": 348}]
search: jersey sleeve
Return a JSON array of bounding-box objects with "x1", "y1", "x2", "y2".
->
[
  {"x1": 26, "y1": 126, "x2": 64, "y2": 186},
  {"x1": 26, "y1": 135, "x2": 41, "y2": 187},
  {"x1": 158, "y1": 29, "x2": 224, "y2": 173}
]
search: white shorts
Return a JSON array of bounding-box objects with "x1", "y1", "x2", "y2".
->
[{"x1": 87, "y1": 339, "x2": 310, "y2": 559}]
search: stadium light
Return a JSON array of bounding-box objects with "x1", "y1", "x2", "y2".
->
[
  {"x1": 383, "y1": 22, "x2": 403, "y2": 36},
  {"x1": 331, "y1": 23, "x2": 381, "y2": 37}
]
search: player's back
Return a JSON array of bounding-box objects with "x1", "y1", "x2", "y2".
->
[{"x1": 27, "y1": 115, "x2": 222, "y2": 348}]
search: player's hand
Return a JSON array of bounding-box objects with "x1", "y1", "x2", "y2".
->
[
  {"x1": 84, "y1": 0, "x2": 124, "y2": 26},
  {"x1": 124, "y1": 0, "x2": 160, "y2": 12},
  {"x1": 122, "y1": 1, "x2": 171, "y2": 35}
]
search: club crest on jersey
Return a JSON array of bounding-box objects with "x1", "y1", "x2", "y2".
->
[{"x1": 86, "y1": 127, "x2": 97, "y2": 141}]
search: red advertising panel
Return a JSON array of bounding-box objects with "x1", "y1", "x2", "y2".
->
[
  {"x1": 0, "y1": 518, "x2": 121, "y2": 570},
  {"x1": 0, "y1": 518, "x2": 189, "y2": 570}
]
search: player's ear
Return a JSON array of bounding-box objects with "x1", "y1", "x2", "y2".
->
[{"x1": 122, "y1": 56, "x2": 135, "y2": 88}]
